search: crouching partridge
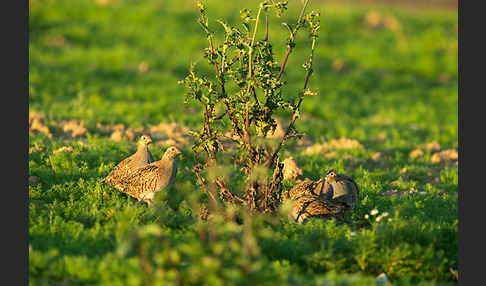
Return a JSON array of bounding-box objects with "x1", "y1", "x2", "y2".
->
[
  {"x1": 103, "y1": 135, "x2": 155, "y2": 189},
  {"x1": 286, "y1": 177, "x2": 333, "y2": 201},
  {"x1": 289, "y1": 195, "x2": 345, "y2": 224},
  {"x1": 284, "y1": 177, "x2": 345, "y2": 224},
  {"x1": 116, "y1": 146, "x2": 182, "y2": 205}
]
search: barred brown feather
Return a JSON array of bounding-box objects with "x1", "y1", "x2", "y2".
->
[
  {"x1": 290, "y1": 195, "x2": 345, "y2": 224},
  {"x1": 115, "y1": 146, "x2": 181, "y2": 205},
  {"x1": 287, "y1": 178, "x2": 333, "y2": 201}
]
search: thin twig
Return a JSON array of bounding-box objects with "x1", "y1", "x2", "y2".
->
[
  {"x1": 275, "y1": 0, "x2": 311, "y2": 81},
  {"x1": 276, "y1": 45, "x2": 292, "y2": 81},
  {"x1": 267, "y1": 38, "x2": 316, "y2": 167},
  {"x1": 216, "y1": 179, "x2": 246, "y2": 204},
  {"x1": 208, "y1": 37, "x2": 220, "y2": 78},
  {"x1": 248, "y1": 5, "x2": 263, "y2": 79}
]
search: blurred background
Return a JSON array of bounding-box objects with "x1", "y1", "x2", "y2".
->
[{"x1": 29, "y1": 0, "x2": 458, "y2": 147}]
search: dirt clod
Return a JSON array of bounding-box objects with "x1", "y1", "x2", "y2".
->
[
  {"x1": 409, "y1": 149, "x2": 424, "y2": 159},
  {"x1": 29, "y1": 112, "x2": 52, "y2": 138},
  {"x1": 431, "y1": 149, "x2": 458, "y2": 163},
  {"x1": 150, "y1": 122, "x2": 192, "y2": 146},
  {"x1": 282, "y1": 157, "x2": 303, "y2": 181},
  {"x1": 425, "y1": 141, "x2": 441, "y2": 152},
  {"x1": 53, "y1": 146, "x2": 74, "y2": 154},
  {"x1": 61, "y1": 120, "x2": 87, "y2": 138},
  {"x1": 110, "y1": 130, "x2": 124, "y2": 142}
]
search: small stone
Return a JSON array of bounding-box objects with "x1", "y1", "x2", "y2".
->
[
  {"x1": 61, "y1": 120, "x2": 87, "y2": 138},
  {"x1": 110, "y1": 130, "x2": 124, "y2": 142},
  {"x1": 46, "y1": 35, "x2": 66, "y2": 47},
  {"x1": 29, "y1": 176, "x2": 40, "y2": 186},
  {"x1": 113, "y1": 124, "x2": 126, "y2": 132},
  {"x1": 382, "y1": 189, "x2": 401, "y2": 197},
  {"x1": 382, "y1": 15, "x2": 401, "y2": 31},
  {"x1": 431, "y1": 149, "x2": 458, "y2": 164},
  {"x1": 95, "y1": 0, "x2": 111, "y2": 5},
  {"x1": 125, "y1": 128, "x2": 136, "y2": 141},
  {"x1": 328, "y1": 137, "x2": 364, "y2": 150},
  {"x1": 282, "y1": 157, "x2": 303, "y2": 181},
  {"x1": 365, "y1": 11, "x2": 382, "y2": 28},
  {"x1": 324, "y1": 151, "x2": 337, "y2": 159},
  {"x1": 156, "y1": 138, "x2": 178, "y2": 146},
  {"x1": 376, "y1": 272, "x2": 390, "y2": 285},
  {"x1": 425, "y1": 141, "x2": 441, "y2": 152},
  {"x1": 332, "y1": 59, "x2": 344, "y2": 72},
  {"x1": 30, "y1": 118, "x2": 52, "y2": 138},
  {"x1": 303, "y1": 143, "x2": 327, "y2": 155},
  {"x1": 138, "y1": 61, "x2": 150, "y2": 73},
  {"x1": 371, "y1": 152, "x2": 382, "y2": 161}
]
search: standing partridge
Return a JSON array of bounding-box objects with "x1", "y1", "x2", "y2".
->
[
  {"x1": 324, "y1": 169, "x2": 359, "y2": 211},
  {"x1": 116, "y1": 146, "x2": 182, "y2": 205},
  {"x1": 103, "y1": 135, "x2": 155, "y2": 189}
]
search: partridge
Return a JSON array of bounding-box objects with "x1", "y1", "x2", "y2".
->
[
  {"x1": 289, "y1": 195, "x2": 345, "y2": 224},
  {"x1": 324, "y1": 169, "x2": 359, "y2": 211},
  {"x1": 103, "y1": 135, "x2": 155, "y2": 189},
  {"x1": 286, "y1": 178, "x2": 333, "y2": 201},
  {"x1": 115, "y1": 146, "x2": 182, "y2": 205}
]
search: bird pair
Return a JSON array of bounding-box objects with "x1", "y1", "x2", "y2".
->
[
  {"x1": 103, "y1": 135, "x2": 182, "y2": 205},
  {"x1": 286, "y1": 170, "x2": 359, "y2": 224}
]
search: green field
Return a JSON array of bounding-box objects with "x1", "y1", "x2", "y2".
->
[{"x1": 29, "y1": 0, "x2": 458, "y2": 285}]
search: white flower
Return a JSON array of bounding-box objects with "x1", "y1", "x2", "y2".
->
[
  {"x1": 381, "y1": 212, "x2": 389, "y2": 217},
  {"x1": 350, "y1": 231, "x2": 356, "y2": 236},
  {"x1": 370, "y1": 208, "x2": 379, "y2": 216}
]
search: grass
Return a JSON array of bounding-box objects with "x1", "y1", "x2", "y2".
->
[{"x1": 29, "y1": 0, "x2": 458, "y2": 285}]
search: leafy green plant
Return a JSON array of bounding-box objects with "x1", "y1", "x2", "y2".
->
[{"x1": 179, "y1": 0, "x2": 320, "y2": 213}]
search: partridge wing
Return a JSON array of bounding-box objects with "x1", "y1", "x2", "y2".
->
[
  {"x1": 288, "y1": 179, "x2": 315, "y2": 200},
  {"x1": 313, "y1": 179, "x2": 334, "y2": 200},
  {"x1": 116, "y1": 165, "x2": 160, "y2": 199},
  {"x1": 294, "y1": 196, "x2": 343, "y2": 223},
  {"x1": 103, "y1": 155, "x2": 136, "y2": 185}
]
